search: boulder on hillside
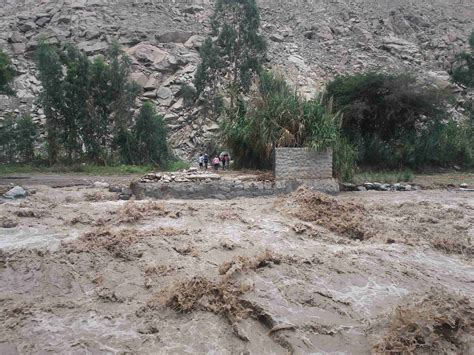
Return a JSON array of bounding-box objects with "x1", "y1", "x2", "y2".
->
[
  {"x1": 129, "y1": 72, "x2": 148, "y2": 88},
  {"x1": 270, "y1": 33, "x2": 284, "y2": 42},
  {"x1": 144, "y1": 75, "x2": 161, "y2": 90},
  {"x1": 17, "y1": 21, "x2": 36, "y2": 33},
  {"x1": 184, "y1": 35, "x2": 205, "y2": 49},
  {"x1": 380, "y1": 36, "x2": 420, "y2": 59},
  {"x1": 157, "y1": 86, "x2": 172, "y2": 100},
  {"x1": 8, "y1": 31, "x2": 24, "y2": 43},
  {"x1": 77, "y1": 41, "x2": 108, "y2": 55},
  {"x1": 127, "y1": 43, "x2": 167, "y2": 65},
  {"x1": 182, "y1": 5, "x2": 204, "y2": 14},
  {"x1": 156, "y1": 31, "x2": 193, "y2": 44}
]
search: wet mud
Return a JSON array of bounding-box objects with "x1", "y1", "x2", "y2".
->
[{"x1": 1, "y1": 185, "x2": 473, "y2": 354}]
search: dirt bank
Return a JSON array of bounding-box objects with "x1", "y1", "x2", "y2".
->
[{"x1": 0, "y1": 184, "x2": 473, "y2": 354}]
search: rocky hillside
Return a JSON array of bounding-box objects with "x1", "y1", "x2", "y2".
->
[{"x1": 0, "y1": 0, "x2": 473, "y2": 158}]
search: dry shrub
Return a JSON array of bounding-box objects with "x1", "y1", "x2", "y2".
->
[
  {"x1": 219, "y1": 250, "x2": 282, "y2": 277},
  {"x1": 256, "y1": 171, "x2": 275, "y2": 182},
  {"x1": 373, "y1": 289, "x2": 473, "y2": 354},
  {"x1": 115, "y1": 201, "x2": 168, "y2": 224},
  {"x1": 215, "y1": 210, "x2": 247, "y2": 224},
  {"x1": 14, "y1": 209, "x2": 48, "y2": 218},
  {"x1": 431, "y1": 235, "x2": 473, "y2": 256},
  {"x1": 0, "y1": 216, "x2": 18, "y2": 228},
  {"x1": 63, "y1": 228, "x2": 152, "y2": 259},
  {"x1": 153, "y1": 250, "x2": 283, "y2": 324},
  {"x1": 68, "y1": 213, "x2": 93, "y2": 225},
  {"x1": 291, "y1": 187, "x2": 373, "y2": 240},
  {"x1": 157, "y1": 226, "x2": 188, "y2": 237},
  {"x1": 145, "y1": 263, "x2": 175, "y2": 277},
  {"x1": 173, "y1": 244, "x2": 197, "y2": 256},
  {"x1": 84, "y1": 191, "x2": 117, "y2": 202},
  {"x1": 151, "y1": 276, "x2": 252, "y2": 323}
]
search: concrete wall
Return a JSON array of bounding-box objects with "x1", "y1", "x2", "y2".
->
[
  {"x1": 132, "y1": 179, "x2": 293, "y2": 200},
  {"x1": 274, "y1": 148, "x2": 333, "y2": 180}
]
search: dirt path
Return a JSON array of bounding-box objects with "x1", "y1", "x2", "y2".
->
[
  {"x1": 0, "y1": 185, "x2": 473, "y2": 354},
  {"x1": 0, "y1": 174, "x2": 141, "y2": 188}
]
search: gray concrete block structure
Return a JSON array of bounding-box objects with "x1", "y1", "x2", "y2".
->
[{"x1": 274, "y1": 148, "x2": 339, "y2": 193}]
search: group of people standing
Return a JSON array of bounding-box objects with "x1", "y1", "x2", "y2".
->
[{"x1": 198, "y1": 153, "x2": 230, "y2": 171}]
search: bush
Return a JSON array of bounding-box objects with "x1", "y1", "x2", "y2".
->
[
  {"x1": 223, "y1": 71, "x2": 345, "y2": 172},
  {"x1": 0, "y1": 115, "x2": 16, "y2": 162},
  {"x1": 326, "y1": 72, "x2": 450, "y2": 141},
  {"x1": 179, "y1": 84, "x2": 196, "y2": 106},
  {"x1": 133, "y1": 102, "x2": 169, "y2": 166},
  {"x1": 0, "y1": 114, "x2": 38, "y2": 163},
  {"x1": 333, "y1": 135, "x2": 358, "y2": 182},
  {"x1": 451, "y1": 31, "x2": 474, "y2": 88},
  {"x1": 326, "y1": 71, "x2": 473, "y2": 169},
  {"x1": 0, "y1": 49, "x2": 15, "y2": 95},
  {"x1": 15, "y1": 115, "x2": 37, "y2": 162}
]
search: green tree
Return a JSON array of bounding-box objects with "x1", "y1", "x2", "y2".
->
[
  {"x1": 36, "y1": 42, "x2": 140, "y2": 164},
  {"x1": 0, "y1": 50, "x2": 15, "y2": 95},
  {"x1": 36, "y1": 41, "x2": 64, "y2": 164},
  {"x1": 133, "y1": 101, "x2": 169, "y2": 165},
  {"x1": 0, "y1": 114, "x2": 38, "y2": 163},
  {"x1": 103, "y1": 43, "x2": 140, "y2": 163},
  {"x1": 0, "y1": 115, "x2": 16, "y2": 162},
  {"x1": 195, "y1": 0, "x2": 266, "y2": 112},
  {"x1": 326, "y1": 72, "x2": 450, "y2": 141},
  {"x1": 15, "y1": 115, "x2": 37, "y2": 162},
  {"x1": 326, "y1": 71, "x2": 473, "y2": 169},
  {"x1": 451, "y1": 31, "x2": 474, "y2": 88},
  {"x1": 62, "y1": 45, "x2": 90, "y2": 160}
]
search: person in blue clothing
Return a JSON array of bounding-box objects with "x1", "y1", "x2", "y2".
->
[
  {"x1": 198, "y1": 154, "x2": 204, "y2": 169},
  {"x1": 203, "y1": 154, "x2": 209, "y2": 169}
]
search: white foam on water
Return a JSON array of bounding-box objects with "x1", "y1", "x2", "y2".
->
[{"x1": 0, "y1": 227, "x2": 77, "y2": 251}]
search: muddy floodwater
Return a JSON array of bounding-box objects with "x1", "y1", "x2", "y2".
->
[{"x1": 0, "y1": 184, "x2": 473, "y2": 354}]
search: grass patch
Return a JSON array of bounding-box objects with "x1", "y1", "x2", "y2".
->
[
  {"x1": 352, "y1": 169, "x2": 414, "y2": 184},
  {"x1": 0, "y1": 163, "x2": 152, "y2": 176},
  {"x1": 165, "y1": 160, "x2": 190, "y2": 172}
]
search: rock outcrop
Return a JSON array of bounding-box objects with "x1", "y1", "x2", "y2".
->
[{"x1": 0, "y1": 0, "x2": 472, "y2": 158}]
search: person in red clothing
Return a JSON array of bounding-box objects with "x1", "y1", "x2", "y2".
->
[{"x1": 212, "y1": 156, "x2": 220, "y2": 171}]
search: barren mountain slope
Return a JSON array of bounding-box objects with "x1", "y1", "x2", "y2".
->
[{"x1": 0, "y1": 0, "x2": 473, "y2": 156}]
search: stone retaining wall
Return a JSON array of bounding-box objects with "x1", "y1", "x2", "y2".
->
[
  {"x1": 131, "y1": 178, "x2": 338, "y2": 200},
  {"x1": 275, "y1": 148, "x2": 333, "y2": 180}
]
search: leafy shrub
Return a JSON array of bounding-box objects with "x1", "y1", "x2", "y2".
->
[
  {"x1": 15, "y1": 115, "x2": 37, "y2": 162},
  {"x1": 326, "y1": 71, "x2": 473, "y2": 169},
  {"x1": 223, "y1": 71, "x2": 345, "y2": 172},
  {"x1": 179, "y1": 84, "x2": 196, "y2": 106},
  {"x1": 0, "y1": 49, "x2": 15, "y2": 95},
  {"x1": 326, "y1": 72, "x2": 450, "y2": 141},
  {"x1": 132, "y1": 101, "x2": 169, "y2": 166},
  {"x1": 451, "y1": 31, "x2": 474, "y2": 88},
  {"x1": 333, "y1": 135, "x2": 358, "y2": 182},
  {"x1": 0, "y1": 114, "x2": 38, "y2": 163}
]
